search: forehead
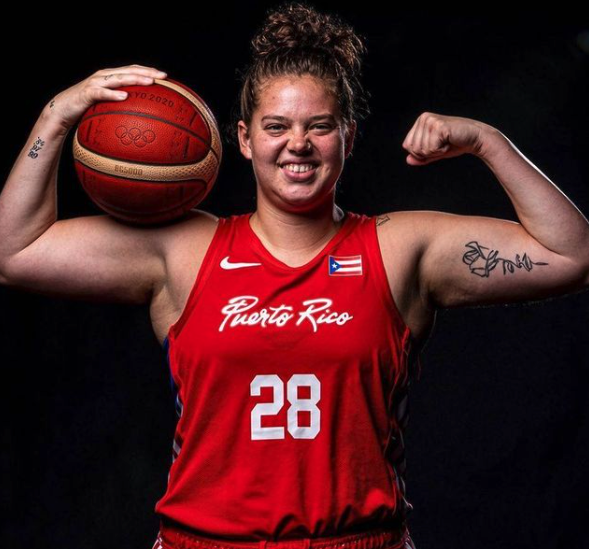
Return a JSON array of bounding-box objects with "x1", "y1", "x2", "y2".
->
[{"x1": 255, "y1": 74, "x2": 339, "y2": 119}]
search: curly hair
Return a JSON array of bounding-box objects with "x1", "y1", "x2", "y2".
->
[{"x1": 225, "y1": 1, "x2": 371, "y2": 147}]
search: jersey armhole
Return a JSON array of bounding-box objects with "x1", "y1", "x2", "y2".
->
[
  {"x1": 370, "y1": 215, "x2": 423, "y2": 381},
  {"x1": 167, "y1": 217, "x2": 226, "y2": 342}
]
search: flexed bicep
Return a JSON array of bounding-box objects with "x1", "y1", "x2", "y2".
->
[{"x1": 416, "y1": 211, "x2": 586, "y2": 309}]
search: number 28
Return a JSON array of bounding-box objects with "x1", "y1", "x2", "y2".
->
[{"x1": 250, "y1": 374, "x2": 320, "y2": 440}]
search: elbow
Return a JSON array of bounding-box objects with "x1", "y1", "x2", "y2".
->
[
  {"x1": 577, "y1": 254, "x2": 589, "y2": 288},
  {"x1": 0, "y1": 255, "x2": 19, "y2": 286},
  {"x1": 564, "y1": 254, "x2": 589, "y2": 289},
  {"x1": 0, "y1": 260, "x2": 9, "y2": 286}
]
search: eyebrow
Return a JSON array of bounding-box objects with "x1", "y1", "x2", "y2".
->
[{"x1": 261, "y1": 114, "x2": 337, "y2": 123}]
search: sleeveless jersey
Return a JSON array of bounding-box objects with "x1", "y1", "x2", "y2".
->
[{"x1": 154, "y1": 210, "x2": 422, "y2": 540}]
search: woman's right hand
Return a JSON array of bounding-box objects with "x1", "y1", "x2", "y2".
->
[{"x1": 49, "y1": 64, "x2": 167, "y2": 132}]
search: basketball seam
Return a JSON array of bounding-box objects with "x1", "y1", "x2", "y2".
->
[{"x1": 78, "y1": 111, "x2": 219, "y2": 163}]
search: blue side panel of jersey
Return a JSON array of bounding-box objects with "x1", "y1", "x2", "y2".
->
[{"x1": 163, "y1": 336, "x2": 181, "y2": 416}]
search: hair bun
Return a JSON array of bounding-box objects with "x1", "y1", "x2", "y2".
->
[
  {"x1": 251, "y1": 1, "x2": 365, "y2": 77},
  {"x1": 252, "y1": 2, "x2": 329, "y2": 54},
  {"x1": 226, "y1": 1, "x2": 371, "y2": 149}
]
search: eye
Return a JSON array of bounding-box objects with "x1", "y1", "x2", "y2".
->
[
  {"x1": 264, "y1": 123, "x2": 333, "y2": 133},
  {"x1": 312, "y1": 124, "x2": 334, "y2": 132}
]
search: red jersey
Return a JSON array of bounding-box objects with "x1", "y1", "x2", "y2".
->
[{"x1": 154, "y1": 210, "x2": 422, "y2": 540}]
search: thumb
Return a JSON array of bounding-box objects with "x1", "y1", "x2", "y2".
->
[{"x1": 406, "y1": 154, "x2": 430, "y2": 166}]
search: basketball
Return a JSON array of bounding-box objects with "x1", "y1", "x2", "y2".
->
[{"x1": 72, "y1": 77, "x2": 222, "y2": 225}]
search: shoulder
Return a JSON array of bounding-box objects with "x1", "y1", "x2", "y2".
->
[
  {"x1": 155, "y1": 208, "x2": 220, "y2": 265},
  {"x1": 175, "y1": 207, "x2": 220, "y2": 227},
  {"x1": 369, "y1": 210, "x2": 438, "y2": 343},
  {"x1": 162, "y1": 207, "x2": 219, "y2": 238},
  {"x1": 373, "y1": 210, "x2": 428, "y2": 257},
  {"x1": 372, "y1": 211, "x2": 428, "y2": 281},
  {"x1": 150, "y1": 208, "x2": 220, "y2": 300},
  {"x1": 373, "y1": 210, "x2": 431, "y2": 299}
]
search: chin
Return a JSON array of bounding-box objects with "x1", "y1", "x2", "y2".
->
[{"x1": 278, "y1": 188, "x2": 333, "y2": 210}]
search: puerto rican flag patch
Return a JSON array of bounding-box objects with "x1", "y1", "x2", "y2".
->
[{"x1": 328, "y1": 254, "x2": 363, "y2": 276}]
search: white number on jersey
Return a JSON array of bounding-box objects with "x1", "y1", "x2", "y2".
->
[{"x1": 250, "y1": 374, "x2": 321, "y2": 440}]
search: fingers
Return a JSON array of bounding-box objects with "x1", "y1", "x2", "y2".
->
[
  {"x1": 403, "y1": 112, "x2": 449, "y2": 162},
  {"x1": 402, "y1": 113, "x2": 425, "y2": 157},
  {"x1": 86, "y1": 85, "x2": 130, "y2": 102},
  {"x1": 49, "y1": 65, "x2": 169, "y2": 130},
  {"x1": 413, "y1": 116, "x2": 427, "y2": 159},
  {"x1": 97, "y1": 65, "x2": 167, "y2": 79},
  {"x1": 94, "y1": 66, "x2": 167, "y2": 89},
  {"x1": 403, "y1": 114, "x2": 426, "y2": 161},
  {"x1": 96, "y1": 72, "x2": 161, "y2": 88},
  {"x1": 90, "y1": 65, "x2": 168, "y2": 101}
]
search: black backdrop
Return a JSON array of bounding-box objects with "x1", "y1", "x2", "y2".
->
[{"x1": 2, "y1": 6, "x2": 588, "y2": 549}]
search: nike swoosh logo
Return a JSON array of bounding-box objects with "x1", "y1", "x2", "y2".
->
[{"x1": 220, "y1": 256, "x2": 262, "y2": 270}]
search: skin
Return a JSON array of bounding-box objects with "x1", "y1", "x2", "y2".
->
[
  {"x1": 237, "y1": 74, "x2": 357, "y2": 265},
  {"x1": 8, "y1": 68, "x2": 585, "y2": 349}
]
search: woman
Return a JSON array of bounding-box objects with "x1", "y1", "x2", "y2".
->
[{"x1": 2, "y1": 3, "x2": 588, "y2": 549}]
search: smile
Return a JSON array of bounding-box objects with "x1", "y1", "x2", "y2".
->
[
  {"x1": 282, "y1": 163, "x2": 315, "y2": 173},
  {"x1": 279, "y1": 164, "x2": 318, "y2": 182}
]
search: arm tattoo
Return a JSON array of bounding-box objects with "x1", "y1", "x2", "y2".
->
[
  {"x1": 49, "y1": 99, "x2": 55, "y2": 110},
  {"x1": 27, "y1": 137, "x2": 45, "y2": 159},
  {"x1": 462, "y1": 240, "x2": 549, "y2": 277},
  {"x1": 376, "y1": 214, "x2": 391, "y2": 226}
]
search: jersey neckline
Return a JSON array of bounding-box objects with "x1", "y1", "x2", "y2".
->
[{"x1": 242, "y1": 210, "x2": 356, "y2": 272}]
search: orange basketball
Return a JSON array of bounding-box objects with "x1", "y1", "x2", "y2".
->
[{"x1": 72, "y1": 77, "x2": 222, "y2": 225}]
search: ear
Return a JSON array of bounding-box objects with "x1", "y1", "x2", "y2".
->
[
  {"x1": 344, "y1": 121, "x2": 357, "y2": 159},
  {"x1": 237, "y1": 120, "x2": 252, "y2": 160}
]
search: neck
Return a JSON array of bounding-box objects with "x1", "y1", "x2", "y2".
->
[{"x1": 249, "y1": 201, "x2": 346, "y2": 257}]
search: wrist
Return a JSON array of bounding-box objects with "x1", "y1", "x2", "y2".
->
[
  {"x1": 475, "y1": 124, "x2": 509, "y2": 163},
  {"x1": 39, "y1": 100, "x2": 73, "y2": 138}
]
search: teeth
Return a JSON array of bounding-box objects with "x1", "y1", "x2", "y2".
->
[{"x1": 282, "y1": 164, "x2": 315, "y2": 173}]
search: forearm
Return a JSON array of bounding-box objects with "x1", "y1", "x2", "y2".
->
[
  {"x1": 477, "y1": 126, "x2": 589, "y2": 262},
  {"x1": 0, "y1": 101, "x2": 70, "y2": 262}
]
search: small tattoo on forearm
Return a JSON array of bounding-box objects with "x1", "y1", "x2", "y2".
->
[
  {"x1": 462, "y1": 240, "x2": 549, "y2": 277},
  {"x1": 27, "y1": 137, "x2": 45, "y2": 159},
  {"x1": 49, "y1": 99, "x2": 55, "y2": 110},
  {"x1": 376, "y1": 214, "x2": 391, "y2": 226}
]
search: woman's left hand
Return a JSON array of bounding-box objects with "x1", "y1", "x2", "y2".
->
[{"x1": 402, "y1": 112, "x2": 491, "y2": 166}]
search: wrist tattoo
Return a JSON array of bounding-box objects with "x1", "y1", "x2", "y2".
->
[
  {"x1": 463, "y1": 240, "x2": 549, "y2": 277},
  {"x1": 28, "y1": 137, "x2": 45, "y2": 159}
]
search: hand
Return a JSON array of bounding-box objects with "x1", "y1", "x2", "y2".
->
[
  {"x1": 402, "y1": 112, "x2": 490, "y2": 166},
  {"x1": 47, "y1": 64, "x2": 168, "y2": 132}
]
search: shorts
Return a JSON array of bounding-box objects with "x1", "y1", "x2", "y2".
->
[{"x1": 151, "y1": 519, "x2": 417, "y2": 549}]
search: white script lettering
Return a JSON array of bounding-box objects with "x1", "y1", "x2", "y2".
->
[{"x1": 219, "y1": 295, "x2": 353, "y2": 333}]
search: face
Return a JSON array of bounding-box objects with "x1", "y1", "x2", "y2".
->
[{"x1": 238, "y1": 74, "x2": 356, "y2": 213}]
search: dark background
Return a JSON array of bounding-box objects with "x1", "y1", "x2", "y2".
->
[{"x1": 2, "y1": 5, "x2": 588, "y2": 549}]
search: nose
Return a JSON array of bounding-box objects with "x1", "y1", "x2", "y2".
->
[{"x1": 287, "y1": 130, "x2": 312, "y2": 153}]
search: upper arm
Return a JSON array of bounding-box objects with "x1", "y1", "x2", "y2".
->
[
  {"x1": 0, "y1": 214, "x2": 169, "y2": 305},
  {"x1": 416, "y1": 211, "x2": 588, "y2": 309}
]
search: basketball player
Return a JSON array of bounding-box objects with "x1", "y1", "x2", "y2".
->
[{"x1": 2, "y1": 3, "x2": 588, "y2": 549}]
